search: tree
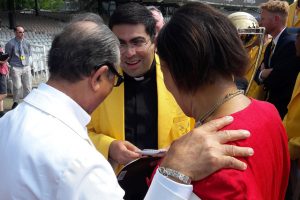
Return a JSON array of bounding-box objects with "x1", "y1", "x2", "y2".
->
[{"x1": 1, "y1": 0, "x2": 64, "y2": 11}]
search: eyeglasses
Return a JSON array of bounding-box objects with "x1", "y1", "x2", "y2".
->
[
  {"x1": 17, "y1": 31, "x2": 25, "y2": 34},
  {"x1": 94, "y1": 62, "x2": 124, "y2": 87},
  {"x1": 119, "y1": 39, "x2": 151, "y2": 53}
]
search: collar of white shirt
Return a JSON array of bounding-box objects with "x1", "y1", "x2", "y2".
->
[
  {"x1": 24, "y1": 83, "x2": 92, "y2": 145},
  {"x1": 272, "y1": 27, "x2": 286, "y2": 46}
]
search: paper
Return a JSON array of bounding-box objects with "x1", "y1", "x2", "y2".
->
[{"x1": 136, "y1": 149, "x2": 167, "y2": 156}]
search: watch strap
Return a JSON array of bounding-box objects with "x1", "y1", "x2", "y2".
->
[{"x1": 158, "y1": 166, "x2": 192, "y2": 185}]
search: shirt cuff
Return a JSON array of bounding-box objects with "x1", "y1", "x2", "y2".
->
[{"x1": 150, "y1": 168, "x2": 193, "y2": 199}]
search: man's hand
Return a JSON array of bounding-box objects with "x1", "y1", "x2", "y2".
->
[
  {"x1": 160, "y1": 116, "x2": 254, "y2": 182},
  {"x1": 109, "y1": 140, "x2": 141, "y2": 165}
]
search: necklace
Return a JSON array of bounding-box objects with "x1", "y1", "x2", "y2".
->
[{"x1": 195, "y1": 89, "x2": 244, "y2": 127}]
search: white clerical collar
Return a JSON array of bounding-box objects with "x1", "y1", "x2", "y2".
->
[{"x1": 134, "y1": 76, "x2": 145, "y2": 81}]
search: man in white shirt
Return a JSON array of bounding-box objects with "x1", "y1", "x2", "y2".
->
[{"x1": 0, "y1": 13, "x2": 253, "y2": 200}]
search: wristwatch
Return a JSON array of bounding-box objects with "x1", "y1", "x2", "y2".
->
[{"x1": 158, "y1": 166, "x2": 192, "y2": 184}]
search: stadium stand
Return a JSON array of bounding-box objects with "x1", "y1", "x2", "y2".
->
[
  {"x1": 0, "y1": 11, "x2": 66, "y2": 86},
  {"x1": 0, "y1": 2, "x2": 260, "y2": 87}
]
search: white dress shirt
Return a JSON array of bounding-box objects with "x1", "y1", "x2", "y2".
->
[{"x1": 0, "y1": 83, "x2": 194, "y2": 200}]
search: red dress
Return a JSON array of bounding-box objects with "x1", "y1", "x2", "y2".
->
[
  {"x1": 193, "y1": 99, "x2": 290, "y2": 200},
  {"x1": 0, "y1": 47, "x2": 9, "y2": 75},
  {"x1": 151, "y1": 99, "x2": 290, "y2": 200}
]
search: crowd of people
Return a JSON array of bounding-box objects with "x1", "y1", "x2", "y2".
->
[{"x1": 0, "y1": 0, "x2": 299, "y2": 199}]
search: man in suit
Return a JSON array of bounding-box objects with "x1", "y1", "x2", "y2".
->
[
  {"x1": 88, "y1": 3, "x2": 193, "y2": 169},
  {"x1": 258, "y1": 0, "x2": 300, "y2": 119}
]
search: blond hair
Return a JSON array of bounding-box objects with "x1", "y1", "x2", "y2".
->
[{"x1": 260, "y1": 0, "x2": 289, "y2": 19}]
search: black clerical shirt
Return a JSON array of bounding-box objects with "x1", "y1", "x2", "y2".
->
[{"x1": 124, "y1": 61, "x2": 158, "y2": 150}]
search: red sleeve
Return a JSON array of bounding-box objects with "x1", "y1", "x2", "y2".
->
[{"x1": 193, "y1": 168, "x2": 263, "y2": 200}]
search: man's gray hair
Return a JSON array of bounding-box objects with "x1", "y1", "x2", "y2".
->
[
  {"x1": 70, "y1": 12, "x2": 104, "y2": 25},
  {"x1": 146, "y1": 6, "x2": 163, "y2": 18},
  {"x1": 48, "y1": 13, "x2": 120, "y2": 83}
]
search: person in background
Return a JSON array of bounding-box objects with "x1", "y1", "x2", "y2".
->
[
  {"x1": 283, "y1": 27, "x2": 300, "y2": 200},
  {"x1": 0, "y1": 43, "x2": 9, "y2": 117},
  {"x1": 147, "y1": 6, "x2": 165, "y2": 41},
  {"x1": 246, "y1": 34, "x2": 272, "y2": 100},
  {"x1": 228, "y1": 11, "x2": 262, "y2": 92},
  {"x1": 257, "y1": 0, "x2": 300, "y2": 119},
  {"x1": 284, "y1": 73, "x2": 300, "y2": 200},
  {"x1": 88, "y1": 3, "x2": 193, "y2": 171},
  {"x1": 150, "y1": 2, "x2": 290, "y2": 199},
  {"x1": 287, "y1": 0, "x2": 300, "y2": 28},
  {"x1": 228, "y1": 11, "x2": 272, "y2": 99},
  {"x1": 5, "y1": 25, "x2": 32, "y2": 109},
  {"x1": 285, "y1": 27, "x2": 300, "y2": 167},
  {"x1": 0, "y1": 13, "x2": 254, "y2": 200}
]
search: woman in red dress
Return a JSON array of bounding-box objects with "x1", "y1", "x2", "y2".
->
[{"x1": 153, "y1": 2, "x2": 290, "y2": 199}]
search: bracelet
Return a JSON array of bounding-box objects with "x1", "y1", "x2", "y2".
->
[{"x1": 158, "y1": 166, "x2": 192, "y2": 184}]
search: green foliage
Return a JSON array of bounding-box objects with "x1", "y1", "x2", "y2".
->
[
  {"x1": 1, "y1": 0, "x2": 64, "y2": 11},
  {"x1": 15, "y1": 0, "x2": 35, "y2": 10},
  {"x1": 0, "y1": 0, "x2": 7, "y2": 10},
  {"x1": 40, "y1": 0, "x2": 64, "y2": 11}
]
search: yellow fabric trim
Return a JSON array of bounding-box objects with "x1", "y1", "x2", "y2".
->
[
  {"x1": 283, "y1": 73, "x2": 300, "y2": 159},
  {"x1": 246, "y1": 39, "x2": 271, "y2": 100},
  {"x1": 87, "y1": 82, "x2": 125, "y2": 159},
  {"x1": 287, "y1": 1, "x2": 300, "y2": 28},
  {"x1": 87, "y1": 54, "x2": 192, "y2": 170}
]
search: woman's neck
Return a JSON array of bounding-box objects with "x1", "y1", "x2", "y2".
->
[{"x1": 191, "y1": 81, "x2": 250, "y2": 126}]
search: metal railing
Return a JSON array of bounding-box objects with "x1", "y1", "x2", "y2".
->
[{"x1": 0, "y1": 40, "x2": 49, "y2": 88}]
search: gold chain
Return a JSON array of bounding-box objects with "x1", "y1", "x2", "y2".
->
[{"x1": 195, "y1": 90, "x2": 244, "y2": 127}]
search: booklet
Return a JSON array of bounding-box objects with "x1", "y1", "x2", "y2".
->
[
  {"x1": 117, "y1": 156, "x2": 162, "y2": 199},
  {"x1": 136, "y1": 148, "x2": 167, "y2": 156}
]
